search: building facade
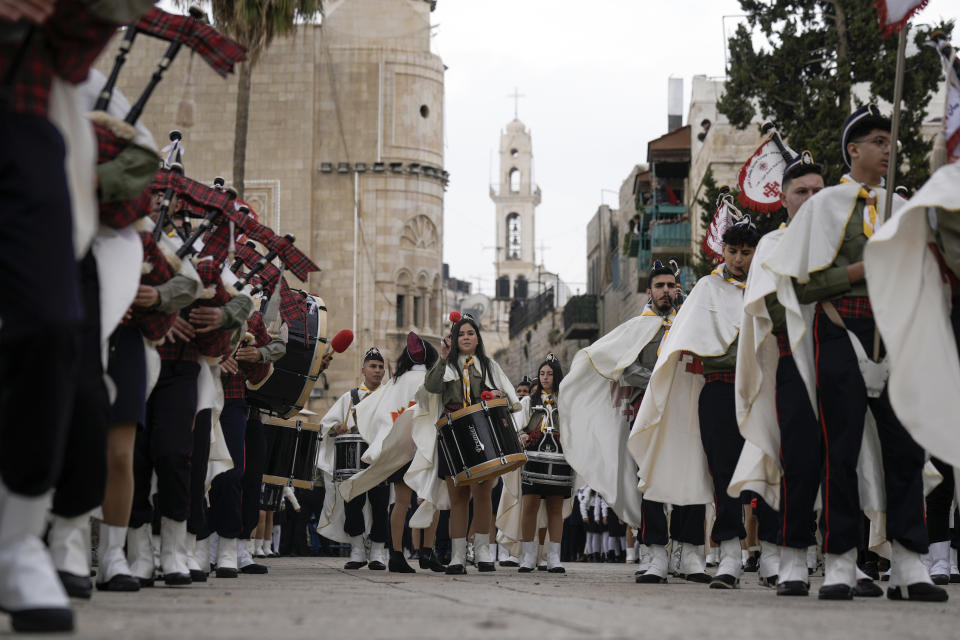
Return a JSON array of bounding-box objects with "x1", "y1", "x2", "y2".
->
[{"x1": 96, "y1": 0, "x2": 446, "y2": 411}]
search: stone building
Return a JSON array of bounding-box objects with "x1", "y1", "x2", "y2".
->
[{"x1": 96, "y1": 0, "x2": 446, "y2": 412}]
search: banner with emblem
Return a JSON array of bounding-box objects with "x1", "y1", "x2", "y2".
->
[
  {"x1": 737, "y1": 137, "x2": 794, "y2": 213},
  {"x1": 702, "y1": 189, "x2": 734, "y2": 264},
  {"x1": 874, "y1": 0, "x2": 928, "y2": 37},
  {"x1": 930, "y1": 33, "x2": 960, "y2": 164}
]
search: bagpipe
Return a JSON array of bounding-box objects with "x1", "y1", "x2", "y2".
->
[{"x1": 90, "y1": 5, "x2": 247, "y2": 230}]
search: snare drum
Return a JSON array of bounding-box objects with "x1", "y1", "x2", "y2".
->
[
  {"x1": 521, "y1": 423, "x2": 575, "y2": 491},
  {"x1": 333, "y1": 433, "x2": 369, "y2": 482},
  {"x1": 436, "y1": 398, "x2": 526, "y2": 486},
  {"x1": 247, "y1": 293, "x2": 328, "y2": 419},
  {"x1": 261, "y1": 416, "x2": 323, "y2": 490}
]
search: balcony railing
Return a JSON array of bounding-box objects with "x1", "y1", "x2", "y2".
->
[
  {"x1": 508, "y1": 287, "x2": 554, "y2": 338},
  {"x1": 650, "y1": 221, "x2": 691, "y2": 249},
  {"x1": 562, "y1": 294, "x2": 598, "y2": 341}
]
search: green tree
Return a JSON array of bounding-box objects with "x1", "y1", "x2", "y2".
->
[
  {"x1": 718, "y1": 0, "x2": 952, "y2": 188},
  {"x1": 192, "y1": 1, "x2": 323, "y2": 200},
  {"x1": 692, "y1": 166, "x2": 786, "y2": 279}
]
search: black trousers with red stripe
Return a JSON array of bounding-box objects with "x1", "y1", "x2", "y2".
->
[
  {"x1": 640, "y1": 498, "x2": 705, "y2": 546},
  {"x1": 813, "y1": 311, "x2": 928, "y2": 554},
  {"x1": 698, "y1": 380, "x2": 747, "y2": 543},
  {"x1": 776, "y1": 352, "x2": 821, "y2": 549}
]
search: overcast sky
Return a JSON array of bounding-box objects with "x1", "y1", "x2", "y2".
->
[{"x1": 431, "y1": 0, "x2": 960, "y2": 296}]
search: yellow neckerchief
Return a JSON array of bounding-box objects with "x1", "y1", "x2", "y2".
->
[
  {"x1": 461, "y1": 357, "x2": 475, "y2": 404},
  {"x1": 712, "y1": 266, "x2": 746, "y2": 290},
  {"x1": 840, "y1": 176, "x2": 880, "y2": 238},
  {"x1": 641, "y1": 305, "x2": 676, "y2": 355}
]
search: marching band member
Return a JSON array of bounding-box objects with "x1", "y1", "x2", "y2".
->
[
  {"x1": 561, "y1": 261, "x2": 708, "y2": 583},
  {"x1": 209, "y1": 308, "x2": 285, "y2": 577},
  {"x1": 764, "y1": 105, "x2": 944, "y2": 602},
  {"x1": 864, "y1": 159, "x2": 960, "y2": 588},
  {"x1": 317, "y1": 347, "x2": 389, "y2": 570},
  {"x1": 414, "y1": 315, "x2": 520, "y2": 574},
  {"x1": 630, "y1": 215, "x2": 764, "y2": 590},
  {"x1": 733, "y1": 151, "x2": 824, "y2": 595},
  {"x1": 515, "y1": 355, "x2": 569, "y2": 573},
  {"x1": 339, "y1": 332, "x2": 443, "y2": 573},
  {"x1": 0, "y1": 1, "x2": 154, "y2": 631}
]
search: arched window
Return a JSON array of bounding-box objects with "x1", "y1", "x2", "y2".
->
[
  {"x1": 506, "y1": 213, "x2": 521, "y2": 260},
  {"x1": 509, "y1": 168, "x2": 520, "y2": 193}
]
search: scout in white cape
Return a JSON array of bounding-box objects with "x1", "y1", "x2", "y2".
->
[
  {"x1": 864, "y1": 160, "x2": 960, "y2": 584},
  {"x1": 559, "y1": 261, "x2": 706, "y2": 583},
  {"x1": 316, "y1": 347, "x2": 389, "y2": 570},
  {"x1": 408, "y1": 315, "x2": 520, "y2": 574},
  {"x1": 762, "y1": 105, "x2": 945, "y2": 602},
  {"x1": 508, "y1": 354, "x2": 572, "y2": 574},
  {"x1": 732, "y1": 152, "x2": 825, "y2": 595},
  {"x1": 337, "y1": 332, "x2": 446, "y2": 574},
  {"x1": 630, "y1": 214, "x2": 770, "y2": 589}
]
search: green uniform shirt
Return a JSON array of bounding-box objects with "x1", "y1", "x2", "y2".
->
[
  {"x1": 794, "y1": 198, "x2": 869, "y2": 304},
  {"x1": 424, "y1": 357, "x2": 488, "y2": 408}
]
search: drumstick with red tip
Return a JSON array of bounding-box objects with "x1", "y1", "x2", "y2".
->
[{"x1": 326, "y1": 329, "x2": 354, "y2": 356}]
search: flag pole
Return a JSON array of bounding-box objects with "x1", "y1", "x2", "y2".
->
[{"x1": 883, "y1": 27, "x2": 908, "y2": 220}]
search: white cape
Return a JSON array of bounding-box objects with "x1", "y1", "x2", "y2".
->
[
  {"x1": 339, "y1": 369, "x2": 426, "y2": 502},
  {"x1": 558, "y1": 313, "x2": 666, "y2": 526},
  {"x1": 628, "y1": 270, "x2": 743, "y2": 506},
  {"x1": 730, "y1": 228, "x2": 817, "y2": 507},
  {"x1": 864, "y1": 162, "x2": 960, "y2": 468}
]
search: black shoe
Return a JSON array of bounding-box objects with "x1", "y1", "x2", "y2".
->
[
  {"x1": 96, "y1": 573, "x2": 141, "y2": 592},
  {"x1": 818, "y1": 583, "x2": 854, "y2": 600},
  {"x1": 854, "y1": 579, "x2": 883, "y2": 597},
  {"x1": 861, "y1": 559, "x2": 880, "y2": 581},
  {"x1": 635, "y1": 572, "x2": 666, "y2": 584},
  {"x1": 548, "y1": 566, "x2": 566, "y2": 574},
  {"x1": 759, "y1": 575, "x2": 778, "y2": 588},
  {"x1": 240, "y1": 562, "x2": 268, "y2": 574},
  {"x1": 57, "y1": 571, "x2": 92, "y2": 599},
  {"x1": 634, "y1": 569, "x2": 647, "y2": 576},
  {"x1": 518, "y1": 566, "x2": 535, "y2": 573},
  {"x1": 743, "y1": 556, "x2": 759, "y2": 573},
  {"x1": 537, "y1": 564, "x2": 547, "y2": 572},
  {"x1": 887, "y1": 582, "x2": 949, "y2": 602},
  {"x1": 189, "y1": 569, "x2": 208, "y2": 582},
  {"x1": 389, "y1": 550, "x2": 416, "y2": 573},
  {"x1": 215, "y1": 567, "x2": 238, "y2": 578},
  {"x1": 137, "y1": 576, "x2": 155, "y2": 588},
  {"x1": 606, "y1": 550, "x2": 616, "y2": 562},
  {"x1": 9, "y1": 607, "x2": 74, "y2": 633},
  {"x1": 368, "y1": 560, "x2": 386, "y2": 571},
  {"x1": 477, "y1": 562, "x2": 495, "y2": 572},
  {"x1": 683, "y1": 572, "x2": 712, "y2": 584},
  {"x1": 344, "y1": 560, "x2": 367, "y2": 570},
  {"x1": 445, "y1": 564, "x2": 466, "y2": 575},
  {"x1": 950, "y1": 572, "x2": 960, "y2": 584},
  {"x1": 499, "y1": 559, "x2": 519, "y2": 567},
  {"x1": 777, "y1": 580, "x2": 809, "y2": 596},
  {"x1": 710, "y1": 574, "x2": 739, "y2": 589},
  {"x1": 880, "y1": 573, "x2": 890, "y2": 582},
  {"x1": 931, "y1": 573, "x2": 950, "y2": 586},
  {"x1": 418, "y1": 549, "x2": 446, "y2": 573},
  {"x1": 163, "y1": 572, "x2": 192, "y2": 586}
]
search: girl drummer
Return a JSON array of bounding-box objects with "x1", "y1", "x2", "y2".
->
[
  {"x1": 424, "y1": 315, "x2": 520, "y2": 574},
  {"x1": 517, "y1": 354, "x2": 569, "y2": 573}
]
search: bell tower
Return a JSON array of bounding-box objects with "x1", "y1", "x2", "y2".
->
[{"x1": 491, "y1": 118, "x2": 541, "y2": 297}]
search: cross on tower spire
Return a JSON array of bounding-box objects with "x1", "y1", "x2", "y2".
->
[{"x1": 507, "y1": 86, "x2": 525, "y2": 120}]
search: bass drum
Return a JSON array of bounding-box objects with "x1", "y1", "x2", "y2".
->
[{"x1": 247, "y1": 292, "x2": 328, "y2": 419}]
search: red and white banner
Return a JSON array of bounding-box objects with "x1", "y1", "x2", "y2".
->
[
  {"x1": 702, "y1": 198, "x2": 732, "y2": 264},
  {"x1": 875, "y1": 0, "x2": 928, "y2": 37},
  {"x1": 932, "y1": 37, "x2": 960, "y2": 164},
  {"x1": 737, "y1": 138, "x2": 793, "y2": 213}
]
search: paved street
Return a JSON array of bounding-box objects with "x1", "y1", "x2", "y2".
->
[{"x1": 19, "y1": 558, "x2": 958, "y2": 640}]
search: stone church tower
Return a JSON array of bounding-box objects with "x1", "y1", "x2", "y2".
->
[
  {"x1": 96, "y1": 0, "x2": 446, "y2": 410},
  {"x1": 491, "y1": 119, "x2": 541, "y2": 298}
]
